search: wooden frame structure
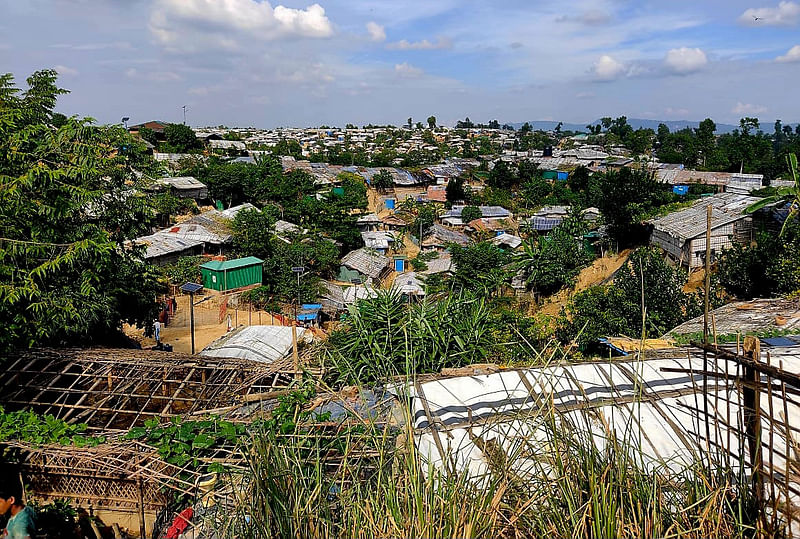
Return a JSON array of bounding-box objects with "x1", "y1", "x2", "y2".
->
[
  {"x1": 0, "y1": 348, "x2": 300, "y2": 432},
  {"x1": 0, "y1": 347, "x2": 306, "y2": 537}
]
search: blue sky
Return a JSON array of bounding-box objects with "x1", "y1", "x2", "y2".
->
[{"x1": 1, "y1": 0, "x2": 799, "y2": 128}]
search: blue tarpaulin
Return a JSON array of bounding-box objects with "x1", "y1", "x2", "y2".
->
[{"x1": 673, "y1": 185, "x2": 689, "y2": 196}]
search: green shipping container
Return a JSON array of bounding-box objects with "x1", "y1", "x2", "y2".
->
[
  {"x1": 200, "y1": 256, "x2": 263, "y2": 292},
  {"x1": 542, "y1": 170, "x2": 558, "y2": 180}
]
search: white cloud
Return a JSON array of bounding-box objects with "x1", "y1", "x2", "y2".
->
[
  {"x1": 366, "y1": 21, "x2": 386, "y2": 42},
  {"x1": 592, "y1": 54, "x2": 626, "y2": 81},
  {"x1": 575, "y1": 91, "x2": 595, "y2": 99},
  {"x1": 664, "y1": 107, "x2": 690, "y2": 117},
  {"x1": 125, "y1": 68, "x2": 181, "y2": 82},
  {"x1": 149, "y1": 0, "x2": 334, "y2": 50},
  {"x1": 664, "y1": 47, "x2": 707, "y2": 74},
  {"x1": 386, "y1": 37, "x2": 451, "y2": 50},
  {"x1": 732, "y1": 102, "x2": 767, "y2": 115},
  {"x1": 54, "y1": 65, "x2": 79, "y2": 76},
  {"x1": 51, "y1": 41, "x2": 133, "y2": 51},
  {"x1": 739, "y1": 1, "x2": 800, "y2": 26},
  {"x1": 776, "y1": 44, "x2": 800, "y2": 62},
  {"x1": 556, "y1": 10, "x2": 612, "y2": 26},
  {"x1": 394, "y1": 62, "x2": 424, "y2": 78}
]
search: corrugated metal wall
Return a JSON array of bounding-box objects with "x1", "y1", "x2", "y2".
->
[{"x1": 202, "y1": 263, "x2": 262, "y2": 291}]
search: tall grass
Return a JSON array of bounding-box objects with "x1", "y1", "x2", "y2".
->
[
  {"x1": 214, "y1": 293, "x2": 760, "y2": 538},
  {"x1": 219, "y1": 403, "x2": 757, "y2": 539}
]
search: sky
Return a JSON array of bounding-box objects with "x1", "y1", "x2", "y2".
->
[{"x1": 1, "y1": 0, "x2": 799, "y2": 128}]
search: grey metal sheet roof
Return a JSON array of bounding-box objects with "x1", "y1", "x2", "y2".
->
[
  {"x1": 648, "y1": 192, "x2": 761, "y2": 242},
  {"x1": 666, "y1": 298, "x2": 800, "y2": 337},
  {"x1": 340, "y1": 248, "x2": 390, "y2": 278},
  {"x1": 157, "y1": 176, "x2": 206, "y2": 190},
  {"x1": 136, "y1": 234, "x2": 204, "y2": 259},
  {"x1": 422, "y1": 224, "x2": 470, "y2": 247},
  {"x1": 446, "y1": 205, "x2": 511, "y2": 219}
]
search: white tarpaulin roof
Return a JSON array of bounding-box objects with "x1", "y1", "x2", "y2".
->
[
  {"x1": 200, "y1": 325, "x2": 309, "y2": 365},
  {"x1": 389, "y1": 342, "x2": 800, "y2": 532}
]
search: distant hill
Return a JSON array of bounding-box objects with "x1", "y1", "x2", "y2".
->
[{"x1": 509, "y1": 119, "x2": 757, "y2": 134}]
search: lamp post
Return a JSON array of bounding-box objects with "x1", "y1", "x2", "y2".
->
[{"x1": 180, "y1": 282, "x2": 203, "y2": 354}]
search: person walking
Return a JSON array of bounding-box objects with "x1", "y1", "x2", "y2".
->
[{"x1": 153, "y1": 319, "x2": 161, "y2": 344}]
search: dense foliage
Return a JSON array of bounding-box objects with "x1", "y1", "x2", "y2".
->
[
  {"x1": 516, "y1": 215, "x2": 591, "y2": 296},
  {"x1": 450, "y1": 242, "x2": 511, "y2": 294},
  {"x1": 326, "y1": 291, "x2": 502, "y2": 384},
  {"x1": 0, "y1": 70, "x2": 163, "y2": 352},
  {"x1": 557, "y1": 248, "x2": 712, "y2": 350},
  {"x1": 717, "y1": 221, "x2": 800, "y2": 299},
  {"x1": 0, "y1": 406, "x2": 104, "y2": 448}
]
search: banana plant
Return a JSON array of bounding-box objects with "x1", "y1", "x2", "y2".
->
[{"x1": 746, "y1": 152, "x2": 798, "y2": 235}]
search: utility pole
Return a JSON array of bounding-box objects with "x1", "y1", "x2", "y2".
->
[
  {"x1": 291, "y1": 266, "x2": 305, "y2": 380},
  {"x1": 182, "y1": 105, "x2": 187, "y2": 125}
]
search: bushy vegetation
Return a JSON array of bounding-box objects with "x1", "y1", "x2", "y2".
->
[
  {"x1": 515, "y1": 213, "x2": 592, "y2": 296},
  {"x1": 0, "y1": 70, "x2": 164, "y2": 352},
  {"x1": 557, "y1": 248, "x2": 717, "y2": 350},
  {"x1": 717, "y1": 221, "x2": 800, "y2": 299}
]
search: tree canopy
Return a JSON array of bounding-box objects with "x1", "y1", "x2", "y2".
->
[{"x1": 0, "y1": 70, "x2": 163, "y2": 352}]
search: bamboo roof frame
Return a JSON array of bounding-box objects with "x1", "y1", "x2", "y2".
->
[{"x1": 0, "y1": 348, "x2": 305, "y2": 432}]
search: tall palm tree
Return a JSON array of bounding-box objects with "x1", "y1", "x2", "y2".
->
[{"x1": 746, "y1": 153, "x2": 799, "y2": 235}]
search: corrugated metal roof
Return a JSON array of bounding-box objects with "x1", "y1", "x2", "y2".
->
[
  {"x1": 200, "y1": 325, "x2": 308, "y2": 365},
  {"x1": 666, "y1": 298, "x2": 800, "y2": 336},
  {"x1": 490, "y1": 233, "x2": 523, "y2": 249},
  {"x1": 392, "y1": 272, "x2": 425, "y2": 295},
  {"x1": 422, "y1": 224, "x2": 470, "y2": 247},
  {"x1": 446, "y1": 205, "x2": 511, "y2": 219},
  {"x1": 340, "y1": 248, "x2": 390, "y2": 278},
  {"x1": 200, "y1": 256, "x2": 263, "y2": 271},
  {"x1": 135, "y1": 234, "x2": 204, "y2": 259},
  {"x1": 361, "y1": 231, "x2": 396, "y2": 250},
  {"x1": 649, "y1": 192, "x2": 761, "y2": 242},
  {"x1": 157, "y1": 176, "x2": 206, "y2": 190},
  {"x1": 420, "y1": 254, "x2": 455, "y2": 275},
  {"x1": 527, "y1": 217, "x2": 562, "y2": 231}
]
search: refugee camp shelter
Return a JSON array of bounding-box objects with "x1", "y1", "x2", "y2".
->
[
  {"x1": 648, "y1": 192, "x2": 761, "y2": 268},
  {"x1": 338, "y1": 247, "x2": 391, "y2": 285},
  {"x1": 200, "y1": 256, "x2": 263, "y2": 292},
  {"x1": 156, "y1": 176, "x2": 208, "y2": 199},
  {"x1": 389, "y1": 337, "x2": 800, "y2": 535}
]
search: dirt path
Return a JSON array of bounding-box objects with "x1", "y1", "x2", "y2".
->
[
  {"x1": 124, "y1": 294, "x2": 282, "y2": 354},
  {"x1": 537, "y1": 249, "x2": 632, "y2": 316}
]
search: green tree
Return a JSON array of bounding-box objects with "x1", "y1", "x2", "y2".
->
[
  {"x1": 232, "y1": 208, "x2": 276, "y2": 261},
  {"x1": 412, "y1": 204, "x2": 437, "y2": 239},
  {"x1": 372, "y1": 169, "x2": 394, "y2": 191},
  {"x1": 717, "y1": 221, "x2": 800, "y2": 298},
  {"x1": 558, "y1": 248, "x2": 705, "y2": 349},
  {"x1": 163, "y1": 123, "x2": 200, "y2": 152},
  {"x1": 450, "y1": 242, "x2": 511, "y2": 294},
  {"x1": 488, "y1": 160, "x2": 516, "y2": 189},
  {"x1": 427, "y1": 116, "x2": 436, "y2": 129},
  {"x1": 515, "y1": 217, "x2": 590, "y2": 296},
  {"x1": 745, "y1": 153, "x2": 799, "y2": 234},
  {"x1": 594, "y1": 167, "x2": 670, "y2": 246},
  {"x1": 0, "y1": 70, "x2": 163, "y2": 352},
  {"x1": 460, "y1": 205, "x2": 482, "y2": 224},
  {"x1": 445, "y1": 176, "x2": 466, "y2": 203},
  {"x1": 138, "y1": 126, "x2": 159, "y2": 147}
]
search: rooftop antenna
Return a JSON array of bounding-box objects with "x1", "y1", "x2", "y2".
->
[{"x1": 182, "y1": 105, "x2": 187, "y2": 125}]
